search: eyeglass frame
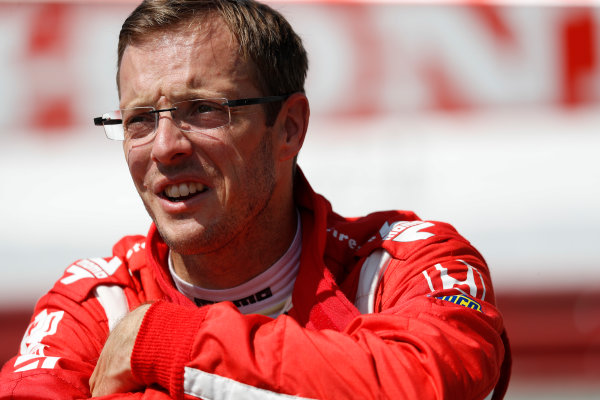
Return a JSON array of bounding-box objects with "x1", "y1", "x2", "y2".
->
[{"x1": 93, "y1": 94, "x2": 291, "y2": 142}]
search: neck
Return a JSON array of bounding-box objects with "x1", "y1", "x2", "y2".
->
[{"x1": 170, "y1": 200, "x2": 298, "y2": 290}]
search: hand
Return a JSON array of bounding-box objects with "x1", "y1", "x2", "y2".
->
[{"x1": 90, "y1": 303, "x2": 152, "y2": 396}]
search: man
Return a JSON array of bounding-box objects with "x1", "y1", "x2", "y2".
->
[{"x1": 0, "y1": 0, "x2": 510, "y2": 399}]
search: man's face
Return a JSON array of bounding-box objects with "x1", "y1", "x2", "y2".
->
[{"x1": 118, "y1": 21, "x2": 280, "y2": 255}]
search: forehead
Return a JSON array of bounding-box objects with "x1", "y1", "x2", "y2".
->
[{"x1": 118, "y1": 18, "x2": 259, "y2": 104}]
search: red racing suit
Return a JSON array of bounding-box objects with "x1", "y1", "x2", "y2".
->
[{"x1": 0, "y1": 171, "x2": 510, "y2": 399}]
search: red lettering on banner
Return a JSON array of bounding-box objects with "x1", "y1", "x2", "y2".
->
[
  {"x1": 423, "y1": 6, "x2": 516, "y2": 112},
  {"x1": 472, "y1": 5, "x2": 515, "y2": 46},
  {"x1": 422, "y1": 59, "x2": 471, "y2": 112},
  {"x1": 329, "y1": 4, "x2": 385, "y2": 118},
  {"x1": 561, "y1": 9, "x2": 597, "y2": 106},
  {"x1": 27, "y1": 3, "x2": 74, "y2": 132},
  {"x1": 27, "y1": 4, "x2": 69, "y2": 56},
  {"x1": 32, "y1": 96, "x2": 75, "y2": 131}
]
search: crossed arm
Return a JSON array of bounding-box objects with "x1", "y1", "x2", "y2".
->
[
  {"x1": 90, "y1": 304, "x2": 150, "y2": 397},
  {"x1": 1, "y1": 244, "x2": 507, "y2": 399}
]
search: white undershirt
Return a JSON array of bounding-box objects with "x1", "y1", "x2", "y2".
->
[{"x1": 169, "y1": 213, "x2": 301, "y2": 318}]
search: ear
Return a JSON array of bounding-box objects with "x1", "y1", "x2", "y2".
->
[{"x1": 274, "y1": 92, "x2": 310, "y2": 161}]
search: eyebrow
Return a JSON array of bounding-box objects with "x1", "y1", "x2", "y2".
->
[{"x1": 121, "y1": 90, "x2": 237, "y2": 110}]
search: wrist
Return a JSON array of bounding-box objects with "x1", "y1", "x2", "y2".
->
[{"x1": 131, "y1": 301, "x2": 208, "y2": 397}]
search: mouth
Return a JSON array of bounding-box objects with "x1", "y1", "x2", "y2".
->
[{"x1": 162, "y1": 182, "x2": 208, "y2": 202}]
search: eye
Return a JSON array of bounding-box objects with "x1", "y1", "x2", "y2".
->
[
  {"x1": 191, "y1": 101, "x2": 222, "y2": 114},
  {"x1": 127, "y1": 113, "x2": 153, "y2": 124},
  {"x1": 175, "y1": 99, "x2": 230, "y2": 131},
  {"x1": 122, "y1": 109, "x2": 155, "y2": 138}
]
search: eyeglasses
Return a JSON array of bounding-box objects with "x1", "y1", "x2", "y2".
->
[{"x1": 93, "y1": 95, "x2": 290, "y2": 145}]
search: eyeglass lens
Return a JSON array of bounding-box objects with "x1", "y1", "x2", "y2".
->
[{"x1": 111, "y1": 99, "x2": 232, "y2": 144}]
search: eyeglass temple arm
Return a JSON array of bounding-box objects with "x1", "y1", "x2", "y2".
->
[
  {"x1": 226, "y1": 94, "x2": 291, "y2": 107},
  {"x1": 94, "y1": 116, "x2": 123, "y2": 126}
]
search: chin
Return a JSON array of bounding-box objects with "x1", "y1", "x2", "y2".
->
[
  {"x1": 159, "y1": 230, "x2": 205, "y2": 255},
  {"x1": 155, "y1": 219, "x2": 231, "y2": 256}
]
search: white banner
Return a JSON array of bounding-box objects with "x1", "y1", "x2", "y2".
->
[{"x1": 1, "y1": 2, "x2": 599, "y2": 131}]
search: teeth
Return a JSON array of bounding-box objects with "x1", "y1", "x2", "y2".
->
[
  {"x1": 164, "y1": 182, "x2": 205, "y2": 198},
  {"x1": 179, "y1": 183, "x2": 189, "y2": 197}
]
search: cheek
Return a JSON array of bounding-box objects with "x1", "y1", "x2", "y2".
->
[
  {"x1": 125, "y1": 147, "x2": 151, "y2": 190},
  {"x1": 219, "y1": 125, "x2": 272, "y2": 168},
  {"x1": 238, "y1": 133, "x2": 276, "y2": 187}
]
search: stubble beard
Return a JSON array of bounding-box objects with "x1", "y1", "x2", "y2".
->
[{"x1": 153, "y1": 132, "x2": 277, "y2": 257}]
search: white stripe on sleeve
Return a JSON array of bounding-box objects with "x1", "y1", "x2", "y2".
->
[
  {"x1": 183, "y1": 367, "x2": 316, "y2": 400},
  {"x1": 93, "y1": 284, "x2": 129, "y2": 331},
  {"x1": 354, "y1": 249, "x2": 392, "y2": 314}
]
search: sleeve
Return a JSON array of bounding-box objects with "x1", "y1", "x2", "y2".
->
[
  {"x1": 128, "y1": 227, "x2": 508, "y2": 400},
  {"x1": 0, "y1": 258, "x2": 171, "y2": 400},
  {"x1": 0, "y1": 289, "x2": 106, "y2": 399}
]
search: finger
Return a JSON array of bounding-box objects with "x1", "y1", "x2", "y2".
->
[
  {"x1": 89, "y1": 368, "x2": 96, "y2": 394},
  {"x1": 89, "y1": 357, "x2": 101, "y2": 395}
]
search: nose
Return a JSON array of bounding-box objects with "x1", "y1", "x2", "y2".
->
[{"x1": 150, "y1": 114, "x2": 194, "y2": 165}]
